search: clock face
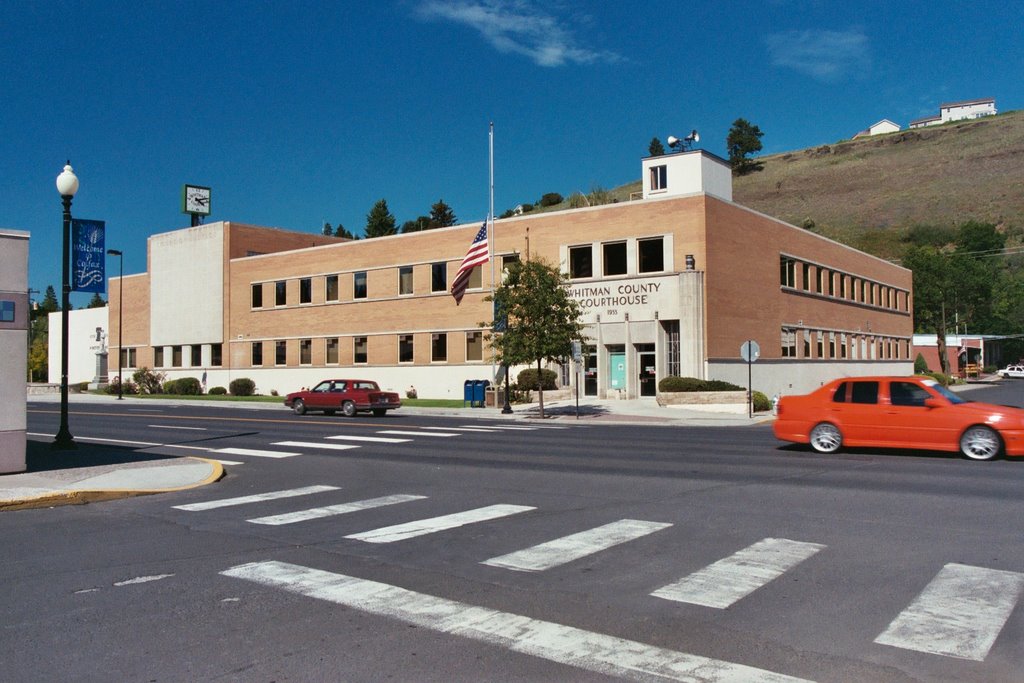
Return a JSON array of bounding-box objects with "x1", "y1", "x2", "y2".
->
[{"x1": 183, "y1": 185, "x2": 211, "y2": 215}]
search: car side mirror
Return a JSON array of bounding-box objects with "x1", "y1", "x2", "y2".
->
[{"x1": 924, "y1": 397, "x2": 944, "y2": 409}]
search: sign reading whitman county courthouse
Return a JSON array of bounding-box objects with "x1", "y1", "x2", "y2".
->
[{"x1": 566, "y1": 274, "x2": 685, "y2": 324}]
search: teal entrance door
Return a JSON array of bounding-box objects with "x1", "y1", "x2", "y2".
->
[{"x1": 609, "y1": 351, "x2": 626, "y2": 392}]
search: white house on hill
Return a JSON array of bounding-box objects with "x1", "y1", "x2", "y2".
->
[
  {"x1": 853, "y1": 119, "x2": 901, "y2": 138},
  {"x1": 910, "y1": 98, "x2": 996, "y2": 128}
]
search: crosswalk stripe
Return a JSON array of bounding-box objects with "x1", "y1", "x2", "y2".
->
[
  {"x1": 326, "y1": 435, "x2": 412, "y2": 444},
  {"x1": 248, "y1": 494, "x2": 427, "y2": 525},
  {"x1": 273, "y1": 441, "x2": 360, "y2": 451},
  {"x1": 173, "y1": 485, "x2": 340, "y2": 511},
  {"x1": 482, "y1": 519, "x2": 673, "y2": 572},
  {"x1": 377, "y1": 430, "x2": 459, "y2": 437},
  {"x1": 345, "y1": 504, "x2": 535, "y2": 543},
  {"x1": 651, "y1": 538, "x2": 826, "y2": 608},
  {"x1": 212, "y1": 459, "x2": 244, "y2": 466},
  {"x1": 214, "y1": 447, "x2": 300, "y2": 459},
  {"x1": 222, "y1": 561, "x2": 812, "y2": 683},
  {"x1": 460, "y1": 425, "x2": 537, "y2": 431},
  {"x1": 874, "y1": 563, "x2": 1024, "y2": 661}
]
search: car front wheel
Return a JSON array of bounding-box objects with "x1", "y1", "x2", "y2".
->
[
  {"x1": 960, "y1": 425, "x2": 1001, "y2": 461},
  {"x1": 292, "y1": 399, "x2": 306, "y2": 416},
  {"x1": 342, "y1": 401, "x2": 357, "y2": 417},
  {"x1": 809, "y1": 422, "x2": 842, "y2": 453}
]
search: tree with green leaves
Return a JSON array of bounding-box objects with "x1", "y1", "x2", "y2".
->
[
  {"x1": 401, "y1": 216, "x2": 432, "y2": 233},
  {"x1": 727, "y1": 118, "x2": 764, "y2": 176},
  {"x1": 87, "y1": 292, "x2": 106, "y2": 308},
  {"x1": 429, "y1": 199, "x2": 457, "y2": 228},
  {"x1": 648, "y1": 137, "x2": 665, "y2": 157},
  {"x1": 364, "y1": 199, "x2": 397, "y2": 238},
  {"x1": 322, "y1": 222, "x2": 333, "y2": 236},
  {"x1": 40, "y1": 285, "x2": 59, "y2": 313},
  {"x1": 485, "y1": 259, "x2": 587, "y2": 418}
]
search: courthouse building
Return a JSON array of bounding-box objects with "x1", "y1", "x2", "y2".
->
[{"x1": 106, "y1": 150, "x2": 913, "y2": 400}]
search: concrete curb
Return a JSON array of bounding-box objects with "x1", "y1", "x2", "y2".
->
[{"x1": 0, "y1": 457, "x2": 225, "y2": 512}]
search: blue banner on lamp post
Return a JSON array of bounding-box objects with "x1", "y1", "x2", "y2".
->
[{"x1": 71, "y1": 219, "x2": 105, "y2": 292}]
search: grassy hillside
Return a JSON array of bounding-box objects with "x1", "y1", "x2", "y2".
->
[{"x1": 529, "y1": 110, "x2": 1024, "y2": 260}]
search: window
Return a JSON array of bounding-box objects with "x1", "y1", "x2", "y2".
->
[
  {"x1": 354, "y1": 271, "x2": 367, "y2": 299},
  {"x1": 828, "y1": 271, "x2": 835, "y2": 296},
  {"x1": 466, "y1": 331, "x2": 482, "y2": 361},
  {"x1": 780, "y1": 257, "x2": 796, "y2": 288},
  {"x1": 816, "y1": 268, "x2": 824, "y2": 294},
  {"x1": 802, "y1": 330, "x2": 811, "y2": 358},
  {"x1": 154, "y1": 347, "x2": 164, "y2": 367},
  {"x1": 211, "y1": 344, "x2": 222, "y2": 367},
  {"x1": 275, "y1": 281, "x2": 286, "y2": 306},
  {"x1": 467, "y1": 265, "x2": 482, "y2": 289},
  {"x1": 300, "y1": 278, "x2": 312, "y2": 304},
  {"x1": 840, "y1": 275, "x2": 847, "y2": 299},
  {"x1": 569, "y1": 245, "x2": 592, "y2": 279},
  {"x1": 602, "y1": 241, "x2": 627, "y2": 276},
  {"x1": 816, "y1": 331, "x2": 824, "y2": 359},
  {"x1": 399, "y1": 334, "x2": 414, "y2": 363},
  {"x1": 829, "y1": 332, "x2": 837, "y2": 358},
  {"x1": 251, "y1": 342, "x2": 262, "y2": 366},
  {"x1": 251, "y1": 283, "x2": 263, "y2": 308},
  {"x1": 191, "y1": 345, "x2": 201, "y2": 366},
  {"x1": 431, "y1": 263, "x2": 447, "y2": 292},
  {"x1": 431, "y1": 333, "x2": 447, "y2": 362},
  {"x1": 172, "y1": 345, "x2": 182, "y2": 368},
  {"x1": 638, "y1": 237, "x2": 664, "y2": 273},
  {"x1": 840, "y1": 333, "x2": 848, "y2": 359},
  {"x1": 650, "y1": 164, "x2": 667, "y2": 191},
  {"x1": 353, "y1": 336, "x2": 367, "y2": 364},
  {"x1": 781, "y1": 328, "x2": 796, "y2": 357},
  {"x1": 326, "y1": 338, "x2": 339, "y2": 364},
  {"x1": 275, "y1": 340, "x2": 287, "y2": 365},
  {"x1": 802, "y1": 263, "x2": 811, "y2": 291},
  {"x1": 399, "y1": 266, "x2": 414, "y2": 295},
  {"x1": 833, "y1": 381, "x2": 879, "y2": 404},
  {"x1": 326, "y1": 275, "x2": 339, "y2": 302},
  {"x1": 663, "y1": 320, "x2": 680, "y2": 377},
  {"x1": 120, "y1": 348, "x2": 137, "y2": 368},
  {"x1": 300, "y1": 339, "x2": 312, "y2": 365}
]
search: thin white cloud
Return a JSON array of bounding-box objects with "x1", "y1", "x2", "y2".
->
[
  {"x1": 766, "y1": 29, "x2": 870, "y2": 81},
  {"x1": 416, "y1": 0, "x2": 622, "y2": 67}
]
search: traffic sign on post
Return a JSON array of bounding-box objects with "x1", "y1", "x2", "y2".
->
[{"x1": 740, "y1": 340, "x2": 760, "y2": 418}]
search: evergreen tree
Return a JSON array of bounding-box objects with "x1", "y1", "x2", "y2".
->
[
  {"x1": 364, "y1": 199, "x2": 397, "y2": 238},
  {"x1": 401, "y1": 216, "x2": 432, "y2": 233},
  {"x1": 41, "y1": 285, "x2": 59, "y2": 313},
  {"x1": 334, "y1": 223, "x2": 357, "y2": 239},
  {"x1": 727, "y1": 118, "x2": 765, "y2": 176},
  {"x1": 648, "y1": 137, "x2": 665, "y2": 156},
  {"x1": 429, "y1": 199, "x2": 457, "y2": 228},
  {"x1": 87, "y1": 292, "x2": 106, "y2": 308},
  {"x1": 322, "y1": 222, "x2": 333, "y2": 236}
]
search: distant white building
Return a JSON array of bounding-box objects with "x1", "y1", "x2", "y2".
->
[
  {"x1": 909, "y1": 98, "x2": 996, "y2": 128},
  {"x1": 48, "y1": 306, "x2": 108, "y2": 386},
  {"x1": 853, "y1": 119, "x2": 901, "y2": 138}
]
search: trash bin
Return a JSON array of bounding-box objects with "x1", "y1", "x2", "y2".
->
[
  {"x1": 485, "y1": 386, "x2": 496, "y2": 407},
  {"x1": 472, "y1": 379, "x2": 490, "y2": 407},
  {"x1": 463, "y1": 379, "x2": 475, "y2": 407}
]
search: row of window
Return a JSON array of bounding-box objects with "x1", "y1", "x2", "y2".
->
[
  {"x1": 780, "y1": 327, "x2": 909, "y2": 361},
  {"x1": 251, "y1": 255, "x2": 521, "y2": 309},
  {"x1": 151, "y1": 344, "x2": 224, "y2": 368},
  {"x1": 250, "y1": 331, "x2": 485, "y2": 367},
  {"x1": 568, "y1": 237, "x2": 665, "y2": 279},
  {"x1": 780, "y1": 256, "x2": 909, "y2": 312}
]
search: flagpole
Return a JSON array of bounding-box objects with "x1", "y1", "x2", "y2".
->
[{"x1": 489, "y1": 121, "x2": 495, "y2": 289}]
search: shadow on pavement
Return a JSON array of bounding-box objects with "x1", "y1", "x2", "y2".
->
[{"x1": 25, "y1": 440, "x2": 175, "y2": 473}]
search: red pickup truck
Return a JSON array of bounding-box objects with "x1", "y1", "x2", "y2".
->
[{"x1": 284, "y1": 379, "x2": 401, "y2": 417}]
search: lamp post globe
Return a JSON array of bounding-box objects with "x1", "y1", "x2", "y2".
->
[{"x1": 53, "y1": 161, "x2": 78, "y2": 449}]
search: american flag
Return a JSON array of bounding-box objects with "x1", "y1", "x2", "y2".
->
[{"x1": 450, "y1": 222, "x2": 489, "y2": 305}]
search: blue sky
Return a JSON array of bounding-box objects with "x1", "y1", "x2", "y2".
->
[{"x1": 3, "y1": 0, "x2": 1022, "y2": 306}]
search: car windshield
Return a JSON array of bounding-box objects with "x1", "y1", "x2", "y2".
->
[{"x1": 920, "y1": 379, "x2": 967, "y2": 404}]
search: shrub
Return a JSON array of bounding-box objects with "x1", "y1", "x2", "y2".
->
[
  {"x1": 658, "y1": 376, "x2": 704, "y2": 392},
  {"x1": 164, "y1": 377, "x2": 202, "y2": 395},
  {"x1": 925, "y1": 371, "x2": 952, "y2": 386},
  {"x1": 752, "y1": 390, "x2": 771, "y2": 412},
  {"x1": 132, "y1": 367, "x2": 165, "y2": 394},
  {"x1": 230, "y1": 377, "x2": 256, "y2": 396},
  {"x1": 914, "y1": 353, "x2": 929, "y2": 374},
  {"x1": 704, "y1": 379, "x2": 744, "y2": 392},
  {"x1": 516, "y1": 368, "x2": 558, "y2": 391},
  {"x1": 539, "y1": 192, "x2": 563, "y2": 207},
  {"x1": 76, "y1": 382, "x2": 89, "y2": 392},
  {"x1": 209, "y1": 386, "x2": 227, "y2": 395},
  {"x1": 105, "y1": 378, "x2": 138, "y2": 395}
]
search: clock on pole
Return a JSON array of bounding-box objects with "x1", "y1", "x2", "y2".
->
[{"x1": 182, "y1": 184, "x2": 212, "y2": 227}]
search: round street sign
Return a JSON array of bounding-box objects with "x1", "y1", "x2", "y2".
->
[{"x1": 740, "y1": 340, "x2": 760, "y2": 362}]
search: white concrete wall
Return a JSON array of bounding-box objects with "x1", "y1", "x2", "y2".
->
[
  {"x1": 48, "y1": 306, "x2": 109, "y2": 385},
  {"x1": 642, "y1": 150, "x2": 733, "y2": 202},
  {"x1": 708, "y1": 360, "x2": 913, "y2": 400},
  {"x1": 149, "y1": 223, "x2": 224, "y2": 346},
  {"x1": 0, "y1": 229, "x2": 29, "y2": 473}
]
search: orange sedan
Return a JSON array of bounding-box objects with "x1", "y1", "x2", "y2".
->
[{"x1": 773, "y1": 376, "x2": 1024, "y2": 461}]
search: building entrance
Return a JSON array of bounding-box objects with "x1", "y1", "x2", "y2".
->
[
  {"x1": 584, "y1": 344, "x2": 598, "y2": 396},
  {"x1": 609, "y1": 346, "x2": 626, "y2": 393},
  {"x1": 638, "y1": 344, "x2": 656, "y2": 396}
]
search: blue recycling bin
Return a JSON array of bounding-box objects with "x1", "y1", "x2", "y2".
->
[
  {"x1": 473, "y1": 380, "x2": 490, "y2": 407},
  {"x1": 463, "y1": 380, "x2": 475, "y2": 407}
]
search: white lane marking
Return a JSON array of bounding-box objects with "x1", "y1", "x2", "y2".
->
[
  {"x1": 114, "y1": 573, "x2": 174, "y2": 586},
  {"x1": 326, "y1": 434, "x2": 411, "y2": 444},
  {"x1": 346, "y1": 504, "x2": 535, "y2": 543},
  {"x1": 651, "y1": 538, "x2": 826, "y2": 608},
  {"x1": 460, "y1": 425, "x2": 536, "y2": 431},
  {"x1": 222, "y1": 561, "x2": 813, "y2": 683},
  {"x1": 377, "y1": 430, "x2": 459, "y2": 437},
  {"x1": 483, "y1": 519, "x2": 673, "y2": 572},
  {"x1": 214, "y1": 447, "x2": 299, "y2": 459},
  {"x1": 29, "y1": 433, "x2": 219, "y2": 453},
  {"x1": 147, "y1": 424, "x2": 207, "y2": 431},
  {"x1": 173, "y1": 485, "x2": 340, "y2": 511},
  {"x1": 273, "y1": 441, "x2": 360, "y2": 451},
  {"x1": 212, "y1": 459, "x2": 244, "y2": 466},
  {"x1": 422, "y1": 426, "x2": 498, "y2": 432},
  {"x1": 874, "y1": 563, "x2": 1024, "y2": 661},
  {"x1": 248, "y1": 494, "x2": 427, "y2": 525}
]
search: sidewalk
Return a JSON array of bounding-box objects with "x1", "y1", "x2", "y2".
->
[{"x1": 5, "y1": 392, "x2": 771, "y2": 511}]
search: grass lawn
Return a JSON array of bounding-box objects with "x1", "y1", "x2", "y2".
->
[{"x1": 90, "y1": 392, "x2": 468, "y2": 409}]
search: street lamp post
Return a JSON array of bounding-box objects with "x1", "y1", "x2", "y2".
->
[
  {"x1": 54, "y1": 162, "x2": 79, "y2": 449},
  {"x1": 106, "y1": 249, "x2": 123, "y2": 400}
]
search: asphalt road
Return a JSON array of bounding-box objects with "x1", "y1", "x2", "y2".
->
[{"x1": 8, "y1": 384, "x2": 1024, "y2": 682}]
